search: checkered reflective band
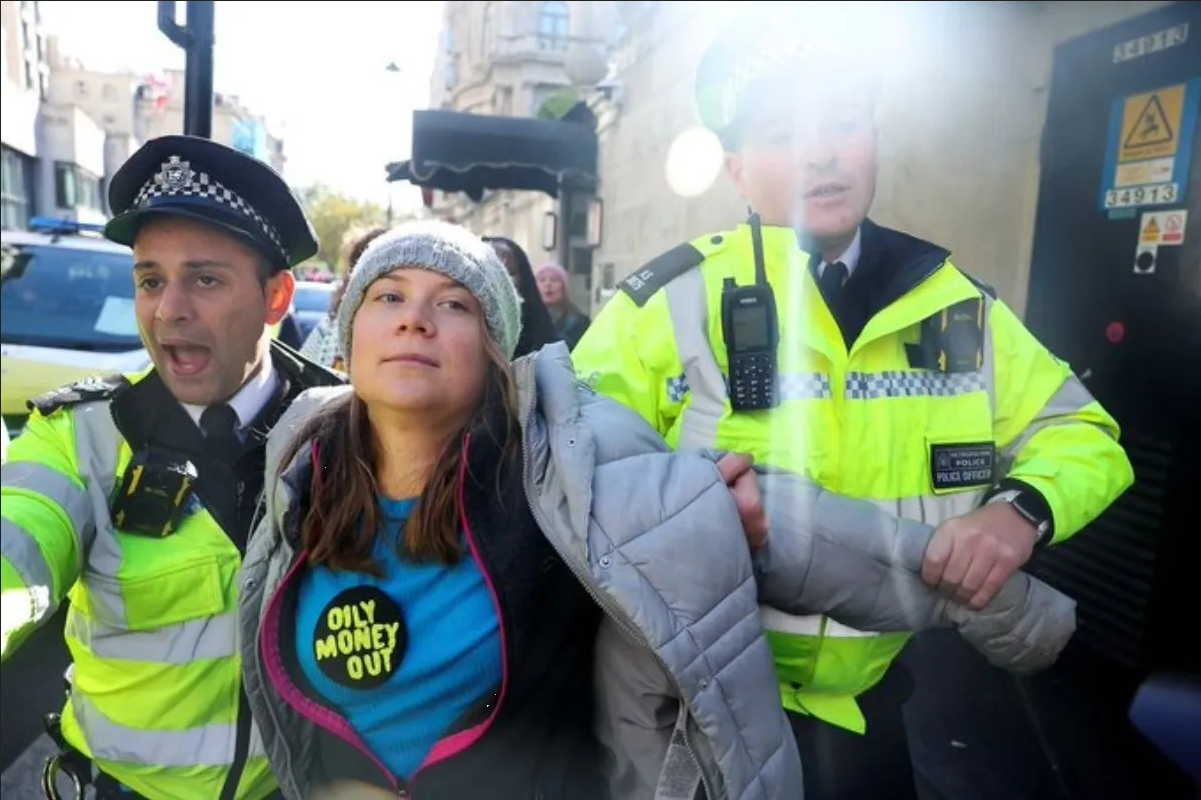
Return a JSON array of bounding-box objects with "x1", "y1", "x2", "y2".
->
[
  {"x1": 133, "y1": 155, "x2": 288, "y2": 262},
  {"x1": 718, "y1": 39, "x2": 844, "y2": 128}
]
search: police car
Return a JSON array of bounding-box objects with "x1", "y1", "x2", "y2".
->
[{"x1": 1, "y1": 217, "x2": 149, "y2": 435}]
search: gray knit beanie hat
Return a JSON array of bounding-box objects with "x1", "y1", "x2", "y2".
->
[{"x1": 336, "y1": 220, "x2": 523, "y2": 361}]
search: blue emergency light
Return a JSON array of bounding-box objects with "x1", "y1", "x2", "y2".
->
[{"x1": 28, "y1": 217, "x2": 107, "y2": 236}]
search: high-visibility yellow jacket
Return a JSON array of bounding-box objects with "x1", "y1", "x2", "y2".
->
[
  {"x1": 1, "y1": 347, "x2": 338, "y2": 799},
  {"x1": 572, "y1": 220, "x2": 1134, "y2": 733}
]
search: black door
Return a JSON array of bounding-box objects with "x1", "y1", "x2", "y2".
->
[{"x1": 1025, "y1": 2, "x2": 1200, "y2": 678}]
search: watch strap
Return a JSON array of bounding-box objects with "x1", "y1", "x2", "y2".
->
[{"x1": 985, "y1": 482, "x2": 1055, "y2": 547}]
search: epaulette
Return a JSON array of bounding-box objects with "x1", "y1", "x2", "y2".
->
[
  {"x1": 962, "y1": 272, "x2": 998, "y2": 300},
  {"x1": 617, "y1": 243, "x2": 707, "y2": 307},
  {"x1": 27, "y1": 374, "x2": 131, "y2": 417}
]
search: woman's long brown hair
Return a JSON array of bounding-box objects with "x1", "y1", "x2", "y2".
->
[{"x1": 280, "y1": 332, "x2": 522, "y2": 574}]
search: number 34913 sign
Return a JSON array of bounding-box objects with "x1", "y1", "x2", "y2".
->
[{"x1": 1098, "y1": 77, "x2": 1201, "y2": 213}]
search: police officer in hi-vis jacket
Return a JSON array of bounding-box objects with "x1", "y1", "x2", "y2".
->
[
  {"x1": 1, "y1": 135, "x2": 341, "y2": 800},
  {"x1": 572, "y1": 5, "x2": 1133, "y2": 798}
]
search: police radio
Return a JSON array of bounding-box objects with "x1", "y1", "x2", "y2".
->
[{"x1": 722, "y1": 214, "x2": 780, "y2": 412}]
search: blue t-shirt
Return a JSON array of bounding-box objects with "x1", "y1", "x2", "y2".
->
[{"x1": 295, "y1": 496, "x2": 503, "y2": 780}]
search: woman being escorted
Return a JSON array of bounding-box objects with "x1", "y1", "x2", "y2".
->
[{"x1": 238, "y1": 221, "x2": 800, "y2": 799}]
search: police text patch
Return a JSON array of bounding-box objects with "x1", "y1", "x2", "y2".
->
[
  {"x1": 929, "y1": 442, "x2": 996, "y2": 491},
  {"x1": 312, "y1": 585, "x2": 407, "y2": 689}
]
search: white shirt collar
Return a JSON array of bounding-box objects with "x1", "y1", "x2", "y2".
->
[
  {"x1": 817, "y1": 227, "x2": 863, "y2": 282},
  {"x1": 182, "y1": 356, "x2": 278, "y2": 435}
]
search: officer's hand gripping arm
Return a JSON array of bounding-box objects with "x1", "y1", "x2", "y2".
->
[
  {"x1": 990, "y1": 300, "x2": 1134, "y2": 542},
  {"x1": 754, "y1": 469, "x2": 1078, "y2": 675},
  {"x1": 1, "y1": 411, "x2": 94, "y2": 660}
]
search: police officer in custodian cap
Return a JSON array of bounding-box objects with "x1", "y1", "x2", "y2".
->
[
  {"x1": 2, "y1": 135, "x2": 341, "y2": 800},
  {"x1": 573, "y1": 5, "x2": 1132, "y2": 799}
]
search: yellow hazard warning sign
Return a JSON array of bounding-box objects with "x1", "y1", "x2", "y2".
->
[
  {"x1": 1119, "y1": 84, "x2": 1186, "y2": 163},
  {"x1": 1139, "y1": 210, "x2": 1189, "y2": 247},
  {"x1": 1140, "y1": 215, "x2": 1161, "y2": 243}
]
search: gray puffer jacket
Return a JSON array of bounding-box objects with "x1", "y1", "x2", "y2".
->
[
  {"x1": 240, "y1": 343, "x2": 802, "y2": 800},
  {"x1": 239, "y1": 343, "x2": 1077, "y2": 800},
  {"x1": 753, "y1": 473, "x2": 1077, "y2": 673}
]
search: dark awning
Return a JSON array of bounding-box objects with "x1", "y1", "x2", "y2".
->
[{"x1": 386, "y1": 108, "x2": 598, "y2": 201}]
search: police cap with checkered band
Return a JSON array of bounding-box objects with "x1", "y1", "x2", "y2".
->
[
  {"x1": 694, "y1": 4, "x2": 886, "y2": 145},
  {"x1": 104, "y1": 135, "x2": 317, "y2": 270}
]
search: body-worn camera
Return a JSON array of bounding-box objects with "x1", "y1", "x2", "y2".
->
[
  {"x1": 911, "y1": 297, "x2": 985, "y2": 373},
  {"x1": 110, "y1": 447, "x2": 199, "y2": 537}
]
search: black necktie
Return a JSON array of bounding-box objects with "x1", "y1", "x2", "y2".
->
[
  {"x1": 200, "y1": 404, "x2": 241, "y2": 452},
  {"x1": 819, "y1": 261, "x2": 849, "y2": 315}
]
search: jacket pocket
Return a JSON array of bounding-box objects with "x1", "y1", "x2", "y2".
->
[{"x1": 82, "y1": 556, "x2": 226, "y2": 631}]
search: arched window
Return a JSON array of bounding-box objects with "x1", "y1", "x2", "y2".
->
[{"x1": 538, "y1": 1, "x2": 568, "y2": 52}]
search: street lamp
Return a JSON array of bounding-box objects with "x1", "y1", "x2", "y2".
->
[
  {"x1": 384, "y1": 61, "x2": 402, "y2": 223},
  {"x1": 158, "y1": 0, "x2": 215, "y2": 138}
]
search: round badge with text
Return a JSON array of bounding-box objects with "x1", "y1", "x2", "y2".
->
[{"x1": 311, "y1": 585, "x2": 407, "y2": 690}]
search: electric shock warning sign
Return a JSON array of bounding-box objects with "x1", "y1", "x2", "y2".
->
[
  {"x1": 1099, "y1": 77, "x2": 1201, "y2": 213},
  {"x1": 312, "y1": 586, "x2": 407, "y2": 689}
]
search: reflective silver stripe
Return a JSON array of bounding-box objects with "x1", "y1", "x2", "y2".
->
[
  {"x1": 71, "y1": 690, "x2": 237, "y2": 767},
  {"x1": 248, "y1": 720, "x2": 268, "y2": 760},
  {"x1": 999, "y1": 376, "x2": 1110, "y2": 468},
  {"x1": 71, "y1": 402, "x2": 129, "y2": 624},
  {"x1": 872, "y1": 492, "x2": 985, "y2": 531},
  {"x1": 824, "y1": 619, "x2": 885, "y2": 638},
  {"x1": 981, "y1": 295, "x2": 997, "y2": 418},
  {"x1": 2, "y1": 461, "x2": 94, "y2": 554},
  {"x1": 760, "y1": 606, "x2": 823, "y2": 636},
  {"x1": 80, "y1": 572, "x2": 129, "y2": 630},
  {"x1": 1, "y1": 517, "x2": 58, "y2": 624},
  {"x1": 665, "y1": 268, "x2": 724, "y2": 450},
  {"x1": 65, "y1": 609, "x2": 239, "y2": 663},
  {"x1": 2, "y1": 456, "x2": 97, "y2": 628},
  {"x1": 71, "y1": 401, "x2": 125, "y2": 500},
  {"x1": 760, "y1": 607, "x2": 883, "y2": 639}
]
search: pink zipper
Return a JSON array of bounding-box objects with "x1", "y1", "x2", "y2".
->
[
  {"x1": 412, "y1": 433, "x2": 510, "y2": 770},
  {"x1": 260, "y1": 552, "x2": 401, "y2": 792},
  {"x1": 259, "y1": 433, "x2": 511, "y2": 796}
]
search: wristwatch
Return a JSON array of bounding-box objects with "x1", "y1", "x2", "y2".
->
[{"x1": 987, "y1": 488, "x2": 1054, "y2": 547}]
